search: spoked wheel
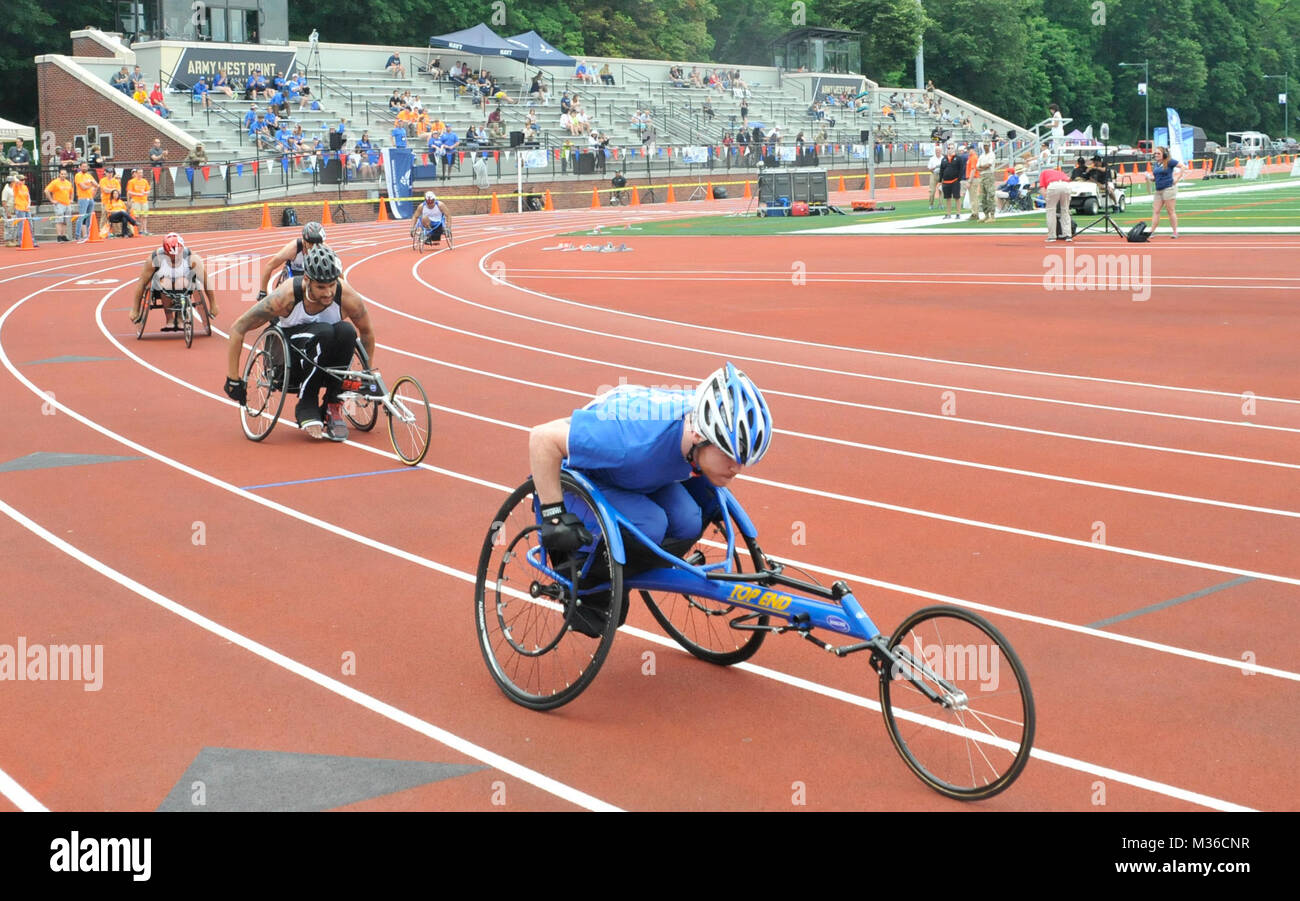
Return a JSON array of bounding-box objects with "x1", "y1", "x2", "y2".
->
[
  {"x1": 181, "y1": 302, "x2": 194, "y2": 348},
  {"x1": 386, "y1": 375, "x2": 430, "y2": 465},
  {"x1": 474, "y1": 474, "x2": 623, "y2": 710},
  {"x1": 194, "y1": 297, "x2": 213, "y2": 337},
  {"x1": 240, "y1": 327, "x2": 289, "y2": 441},
  {"x1": 412, "y1": 225, "x2": 425, "y2": 254},
  {"x1": 640, "y1": 521, "x2": 767, "y2": 665},
  {"x1": 443, "y1": 224, "x2": 454, "y2": 250},
  {"x1": 342, "y1": 348, "x2": 379, "y2": 432},
  {"x1": 134, "y1": 298, "x2": 150, "y2": 339},
  {"x1": 878, "y1": 605, "x2": 1034, "y2": 801}
]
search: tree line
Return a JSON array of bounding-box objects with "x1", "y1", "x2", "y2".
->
[{"x1": 4, "y1": 0, "x2": 1294, "y2": 143}]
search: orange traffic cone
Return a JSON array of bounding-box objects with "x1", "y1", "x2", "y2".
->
[
  {"x1": 837, "y1": 175, "x2": 846, "y2": 192},
  {"x1": 666, "y1": 183, "x2": 676, "y2": 203},
  {"x1": 706, "y1": 183, "x2": 715, "y2": 200},
  {"x1": 630, "y1": 186, "x2": 640, "y2": 206},
  {"x1": 377, "y1": 199, "x2": 389, "y2": 222},
  {"x1": 913, "y1": 172, "x2": 921, "y2": 188},
  {"x1": 591, "y1": 187, "x2": 601, "y2": 208},
  {"x1": 864, "y1": 174, "x2": 871, "y2": 190},
  {"x1": 321, "y1": 202, "x2": 334, "y2": 225},
  {"x1": 544, "y1": 190, "x2": 554, "y2": 211},
  {"x1": 259, "y1": 203, "x2": 272, "y2": 229},
  {"x1": 17, "y1": 218, "x2": 36, "y2": 251},
  {"x1": 743, "y1": 180, "x2": 752, "y2": 199},
  {"x1": 87, "y1": 213, "x2": 101, "y2": 243},
  {"x1": 889, "y1": 173, "x2": 897, "y2": 189},
  {"x1": 490, "y1": 193, "x2": 501, "y2": 215}
]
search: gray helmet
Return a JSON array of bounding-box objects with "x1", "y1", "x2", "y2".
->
[
  {"x1": 301, "y1": 221, "x2": 327, "y2": 244},
  {"x1": 303, "y1": 244, "x2": 341, "y2": 282}
]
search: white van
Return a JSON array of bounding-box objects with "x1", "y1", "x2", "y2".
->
[{"x1": 1226, "y1": 131, "x2": 1273, "y2": 157}]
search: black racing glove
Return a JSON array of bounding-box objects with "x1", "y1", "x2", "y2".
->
[
  {"x1": 224, "y1": 377, "x2": 247, "y2": 404},
  {"x1": 256, "y1": 290, "x2": 267, "y2": 302},
  {"x1": 539, "y1": 502, "x2": 592, "y2": 555}
]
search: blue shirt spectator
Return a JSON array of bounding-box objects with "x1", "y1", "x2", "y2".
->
[{"x1": 390, "y1": 125, "x2": 407, "y2": 148}]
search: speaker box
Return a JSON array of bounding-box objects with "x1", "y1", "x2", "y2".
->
[
  {"x1": 509, "y1": 131, "x2": 525, "y2": 147},
  {"x1": 573, "y1": 152, "x2": 596, "y2": 175},
  {"x1": 860, "y1": 129, "x2": 870, "y2": 143},
  {"x1": 1007, "y1": 129, "x2": 1017, "y2": 140},
  {"x1": 328, "y1": 131, "x2": 344, "y2": 151},
  {"x1": 320, "y1": 158, "x2": 343, "y2": 184}
]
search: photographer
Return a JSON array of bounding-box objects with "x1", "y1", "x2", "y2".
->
[{"x1": 590, "y1": 130, "x2": 610, "y2": 174}]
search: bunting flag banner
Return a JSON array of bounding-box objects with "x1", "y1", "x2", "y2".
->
[
  {"x1": 202, "y1": 165, "x2": 210, "y2": 180},
  {"x1": 493, "y1": 150, "x2": 499, "y2": 161},
  {"x1": 152, "y1": 166, "x2": 162, "y2": 183},
  {"x1": 421, "y1": 153, "x2": 429, "y2": 165},
  {"x1": 95, "y1": 168, "x2": 104, "y2": 180},
  {"x1": 251, "y1": 160, "x2": 259, "y2": 174},
  {"x1": 168, "y1": 166, "x2": 178, "y2": 184},
  {"x1": 185, "y1": 167, "x2": 194, "y2": 182},
  {"x1": 236, "y1": 163, "x2": 244, "y2": 176},
  {"x1": 219, "y1": 165, "x2": 227, "y2": 179}
]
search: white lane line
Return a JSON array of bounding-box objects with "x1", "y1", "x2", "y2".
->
[
  {"x1": 0, "y1": 498, "x2": 619, "y2": 813},
  {"x1": 472, "y1": 238, "x2": 1300, "y2": 407},
  {"x1": 0, "y1": 764, "x2": 48, "y2": 812},
  {"x1": 97, "y1": 240, "x2": 1300, "y2": 658},
  {"x1": 499, "y1": 273, "x2": 1300, "y2": 292}
]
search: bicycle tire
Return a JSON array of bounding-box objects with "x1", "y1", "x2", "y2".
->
[
  {"x1": 342, "y1": 348, "x2": 379, "y2": 432},
  {"x1": 134, "y1": 297, "x2": 150, "y2": 339},
  {"x1": 240, "y1": 327, "x2": 288, "y2": 441},
  {"x1": 640, "y1": 523, "x2": 767, "y2": 665},
  {"x1": 182, "y1": 302, "x2": 193, "y2": 348},
  {"x1": 878, "y1": 605, "x2": 1034, "y2": 801},
  {"x1": 386, "y1": 375, "x2": 430, "y2": 465},
  {"x1": 474, "y1": 474, "x2": 624, "y2": 711}
]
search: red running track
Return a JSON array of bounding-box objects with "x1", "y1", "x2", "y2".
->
[{"x1": 0, "y1": 206, "x2": 1297, "y2": 812}]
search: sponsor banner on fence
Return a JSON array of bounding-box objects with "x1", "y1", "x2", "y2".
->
[
  {"x1": 382, "y1": 147, "x2": 415, "y2": 220},
  {"x1": 168, "y1": 47, "x2": 298, "y2": 91}
]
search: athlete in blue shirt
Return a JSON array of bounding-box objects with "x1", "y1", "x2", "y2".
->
[{"x1": 528, "y1": 363, "x2": 773, "y2": 635}]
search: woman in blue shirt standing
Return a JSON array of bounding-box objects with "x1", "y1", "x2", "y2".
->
[{"x1": 1147, "y1": 146, "x2": 1184, "y2": 238}]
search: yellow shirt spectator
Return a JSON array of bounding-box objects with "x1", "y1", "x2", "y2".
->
[
  {"x1": 74, "y1": 170, "x2": 98, "y2": 200},
  {"x1": 133, "y1": 87, "x2": 148, "y2": 104}
]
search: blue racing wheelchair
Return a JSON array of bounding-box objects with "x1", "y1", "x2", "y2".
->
[{"x1": 474, "y1": 467, "x2": 1036, "y2": 801}]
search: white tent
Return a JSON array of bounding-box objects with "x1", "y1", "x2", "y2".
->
[{"x1": 0, "y1": 117, "x2": 36, "y2": 143}]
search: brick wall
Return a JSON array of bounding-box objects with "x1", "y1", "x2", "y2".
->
[
  {"x1": 37, "y1": 61, "x2": 189, "y2": 197},
  {"x1": 71, "y1": 37, "x2": 115, "y2": 58}
]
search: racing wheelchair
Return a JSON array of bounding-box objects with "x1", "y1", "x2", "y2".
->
[
  {"x1": 134, "y1": 280, "x2": 212, "y2": 349},
  {"x1": 411, "y1": 218, "x2": 454, "y2": 253},
  {"x1": 475, "y1": 468, "x2": 1036, "y2": 801},
  {"x1": 237, "y1": 322, "x2": 432, "y2": 464}
]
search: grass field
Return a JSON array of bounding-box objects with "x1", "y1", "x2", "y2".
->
[{"x1": 575, "y1": 171, "x2": 1300, "y2": 236}]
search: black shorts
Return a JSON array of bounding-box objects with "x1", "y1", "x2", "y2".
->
[{"x1": 941, "y1": 181, "x2": 961, "y2": 199}]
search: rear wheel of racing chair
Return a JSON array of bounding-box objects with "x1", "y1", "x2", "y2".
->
[
  {"x1": 386, "y1": 375, "x2": 431, "y2": 464},
  {"x1": 475, "y1": 473, "x2": 623, "y2": 710},
  {"x1": 341, "y1": 344, "x2": 379, "y2": 432},
  {"x1": 179, "y1": 294, "x2": 195, "y2": 348},
  {"x1": 639, "y1": 521, "x2": 768, "y2": 665},
  {"x1": 411, "y1": 222, "x2": 425, "y2": 254},
  {"x1": 134, "y1": 293, "x2": 152, "y2": 340},
  {"x1": 239, "y1": 326, "x2": 289, "y2": 441},
  {"x1": 443, "y1": 221, "x2": 454, "y2": 251},
  {"x1": 193, "y1": 291, "x2": 213, "y2": 340}
]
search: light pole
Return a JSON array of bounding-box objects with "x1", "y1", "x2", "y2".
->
[
  {"x1": 1119, "y1": 60, "x2": 1149, "y2": 148},
  {"x1": 1264, "y1": 73, "x2": 1289, "y2": 140}
]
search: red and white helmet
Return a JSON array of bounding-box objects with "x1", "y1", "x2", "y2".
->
[{"x1": 161, "y1": 232, "x2": 184, "y2": 255}]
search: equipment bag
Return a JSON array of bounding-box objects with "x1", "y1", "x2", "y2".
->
[
  {"x1": 1126, "y1": 220, "x2": 1150, "y2": 242},
  {"x1": 281, "y1": 207, "x2": 298, "y2": 227}
]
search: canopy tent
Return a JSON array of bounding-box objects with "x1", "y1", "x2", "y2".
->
[
  {"x1": 0, "y1": 117, "x2": 37, "y2": 143},
  {"x1": 505, "y1": 31, "x2": 575, "y2": 67},
  {"x1": 428, "y1": 23, "x2": 529, "y2": 61}
]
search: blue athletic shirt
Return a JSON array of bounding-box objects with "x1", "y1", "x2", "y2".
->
[
  {"x1": 1152, "y1": 158, "x2": 1179, "y2": 191},
  {"x1": 566, "y1": 387, "x2": 695, "y2": 493}
]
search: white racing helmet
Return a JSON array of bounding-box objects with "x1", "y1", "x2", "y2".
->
[{"x1": 693, "y1": 363, "x2": 773, "y2": 465}]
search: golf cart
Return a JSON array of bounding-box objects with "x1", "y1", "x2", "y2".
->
[{"x1": 1069, "y1": 178, "x2": 1126, "y2": 215}]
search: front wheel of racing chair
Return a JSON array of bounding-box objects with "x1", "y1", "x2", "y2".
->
[{"x1": 474, "y1": 473, "x2": 624, "y2": 711}]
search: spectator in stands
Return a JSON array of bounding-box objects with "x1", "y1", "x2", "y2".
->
[
  {"x1": 1048, "y1": 103, "x2": 1065, "y2": 150},
  {"x1": 185, "y1": 143, "x2": 209, "y2": 169},
  {"x1": 436, "y1": 126, "x2": 459, "y2": 180},
  {"x1": 669, "y1": 66, "x2": 685, "y2": 88},
  {"x1": 132, "y1": 83, "x2": 149, "y2": 106},
  {"x1": 264, "y1": 109, "x2": 280, "y2": 133},
  {"x1": 389, "y1": 120, "x2": 408, "y2": 149},
  {"x1": 72, "y1": 161, "x2": 97, "y2": 242},
  {"x1": 487, "y1": 105, "x2": 506, "y2": 141},
  {"x1": 268, "y1": 85, "x2": 288, "y2": 117},
  {"x1": 689, "y1": 66, "x2": 704, "y2": 88},
  {"x1": 57, "y1": 140, "x2": 80, "y2": 173},
  {"x1": 600, "y1": 63, "x2": 614, "y2": 86},
  {"x1": 739, "y1": 98, "x2": 749, "y2": 126},
  {"x1": 575, "y1": 61, "x2": 595, "y2": 85},
  {"x1": 427, "y1": 58, "x2": 444, "y2": 79},
  {"x1": 386, "y1": 51, "x2": 407, "y2": 78},
  {"x1": 86, "y1": 142, "x2": 108, "y2": 170},
  {"x1": 449, "y1": 62, "x2": 466, "y2": 88},
  {"x1": 468, "y1": 124, "x2": 490, "y2": 148},
  {"x1": 130, "y1": 65, "x2": 146, "y2": 93},
  {"x1": 126, "y1": 168, "x2": 151, "y2": 234},
  {"x1": 43, "y1": 168, "x2": 73, "y2": 242},
  {"x1": 193, "y1": 76, "x2": 212, "y2": 110},
  {"x1": 242, "y1": 104, "x2": 259, "y2": 133},
  {"x1": 103, "y1": 189, "x2": 139, "y2": 238},
  {"x1": 703, "y1": 97, "x2": 715, "y2": 121},
  {"x1": 111, "y1": 66, "x2": 131, "y2": 94},
  {"x1": 560, "y1": 91, "x2": 573, "y2": 114},
  {"x1": 94, "y1": 167, "x2": 121, "y2": 238},
  {"x1": 149, "y1": 84, "x2": 171, "y2": 118},
  {"x1": 354, "y1": 140, "x2": 377, "y2": 181},
  {"x1": 996, "y1": 165, "x2": 1024, "y2": 212},
  {"x1": 213, "y1": 69, "x2": 234, "y2": 97},
  {"x1": 881, "y1": 102, "x2": 897, "y2": 121}
]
